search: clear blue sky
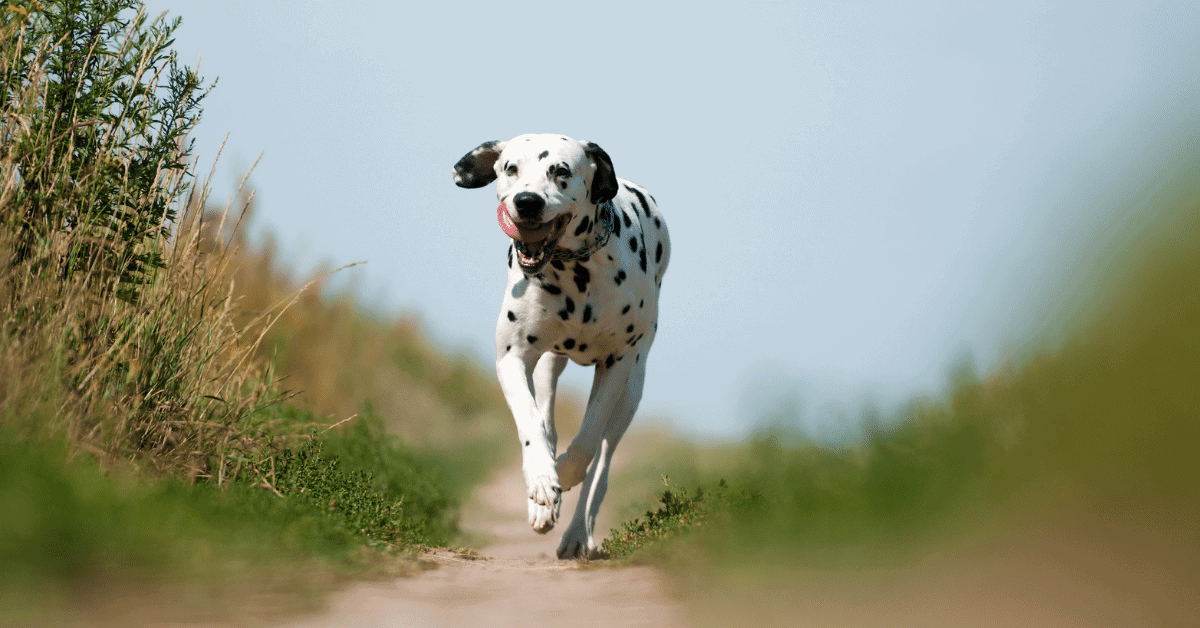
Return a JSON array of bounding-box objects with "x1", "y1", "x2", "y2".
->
[{"x1": 146, "y1": 1, "x2": 1200, "y2": 440}]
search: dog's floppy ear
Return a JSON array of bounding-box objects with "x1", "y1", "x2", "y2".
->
[
  {"x1": 453, "y1": 140, "x2": 507, "y2": 188},
  {"x1": 583, "y1": 142, "x2": 618, "y2": 203}
]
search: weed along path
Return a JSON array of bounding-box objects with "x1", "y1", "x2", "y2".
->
[{"x1": 282, "y1": 461, "x2": 689, "y2": 628}]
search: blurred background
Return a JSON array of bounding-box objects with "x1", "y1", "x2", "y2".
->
[
  {"x1": 4, "y1": 2, "x2": 1198, "y2": 625},
  {"x1": 143, "y1": 0, "x2": 1200, "y2": 440}
]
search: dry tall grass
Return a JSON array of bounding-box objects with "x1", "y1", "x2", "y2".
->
[
  {"x1": 0, "y1": 3, "x2": 299, "y2": 479},
  {"x1": 218, "y1": 207, "x2": 512, "y2": 446}
]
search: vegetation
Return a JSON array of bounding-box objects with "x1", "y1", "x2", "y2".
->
[
  {"x1": 606, "y1": 157, "x2": 1200, "y2": 582},
  {"x1": 0, "y1": 1, "x2": 509, "y2": 620}
]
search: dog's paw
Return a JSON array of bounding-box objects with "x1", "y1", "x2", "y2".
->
[
  {"x1": 525, "y1": 473, "x2": 561, "y2": 533},
  {"x1": 528, "y1": 496, "x2": 558, "y2": 534},
  {"x1": 556, "y1": 446, "x2": 592, "y2": 490},
  {"x1": 526, "y1": 472, "x2": 561, "y2": 507},
  {"x1": 556, "y1": 525, "x2": 603, "y2": 560}
]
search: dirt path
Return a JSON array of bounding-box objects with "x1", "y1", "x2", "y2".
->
[{"x1": 282, "y1": 462, "x2": 689, "y2": 628}]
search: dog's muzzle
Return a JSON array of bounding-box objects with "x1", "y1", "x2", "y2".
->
[{"x1": 498, "y1": 202, "x2": 569, "y2": 273}]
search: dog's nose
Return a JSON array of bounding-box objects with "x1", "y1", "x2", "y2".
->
[{"x1": 512, "y1": 192, "x2": 546, "y2": 221}]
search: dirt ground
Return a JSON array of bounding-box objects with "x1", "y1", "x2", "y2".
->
[{"x1": 279, "y1": 462, "x2": 690, "y2": 628}]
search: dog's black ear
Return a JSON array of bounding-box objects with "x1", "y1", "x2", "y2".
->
[
  {"x1": 583, "y1": 142, "x2": 618, "y2": 203},
  {"x1": 453, "y1": 140, "x2": 507, "y2": 188}
]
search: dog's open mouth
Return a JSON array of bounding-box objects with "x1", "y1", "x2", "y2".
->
[{"x1": 512, "y1": 215, "x2": 570, "y2": 273}]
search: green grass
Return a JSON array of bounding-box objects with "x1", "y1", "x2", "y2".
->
[{"x1": 0, "y1": 404, "x2": 480, "y2": 620}]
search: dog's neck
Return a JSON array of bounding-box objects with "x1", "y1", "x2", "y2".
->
[{"x1": 552, "y1": 201, "x2": 614, "y2": 262}]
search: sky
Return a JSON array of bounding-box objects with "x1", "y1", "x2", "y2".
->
[{"x1": 145, "y1": 1, "x2": 1200, "y2": 440}]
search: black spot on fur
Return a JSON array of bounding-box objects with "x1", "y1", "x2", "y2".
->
[
  {"x1": 525, "y1": 440, "x2": 530, "y2": 446},
  {"x1": 625, "y1": 184, "x2": 651, "y2": 217},
  {"x1": 614, "y1": 270, "x2": 626, "y2": 285},
  {"x1": 574, "y1": 215, "x2": 591, "y2": 236},
  {"x1": 542, "y1": 283, "x2": 562, "y2": 295},
  {"x1": 550, "y1": 260, "x2": 565, "y2": 271},
  {"x1": 579, "y1": 343, "x2": 588, "y2": 351},
  {"x1": 538, "y1": 150, "x2": 549, "y2": 160},
  {"x1": 572, "y1": 263, "x2": 590, "y2": 292},
  {"x1": 559, "y1": 181, "x2": 567, "y2": 190},
  {"x1": 559, "y1": 309, "x2": 569, "y2": 320},
  {"x1": 506, "y1": 344, "x2": 511, "y2": 352},
  {"x1": 564, "y1": 296, "x2": 575, "y2": 312},
  {"x1": 621, "y1": 304, "x2": 631, "y2": 314},
  {"x1": 636, "y1": 353, "x2": 640, "y2": 362},
  {"x1": 507, "y1": 245, "x2": 513, "y2": 268},
  {"x1": 507, "y1": 311, "x2": 516, "y2": 321},
  {"x1": 655, "y1": 241, "x2": 663, "y2": 263},
  {"x1": 626, "y1": 324, "x2": 634, "y2": 333},
  {"x1": 611, "y1": 210, "x2": 622, "y2": 236},
  {"x1": 527, "y1": 335, "x2": 538, "y2": 344},
  {"x1": 639, "y1": 248, "x2": 648, "y2": 272},
  {"x1": 582, "y1": 304, "x2": 592, "y2": 323},
  {"x1": 563, "y1": 338, "x2": 575, "y2": 349},
  {"x1": 639, "y1": 299, "x2": 644, "y2": 308},
  {"x1": 628, "y1": 237, "x2": 638, "y2": 252},
  {"x1": 554, "y1": 344, "x2": 560, "y2": 351},
  {"x1": 622, "y1": 211, "x2": 632, "y2": 228},
  {"x1": 654, "y1": 217, "x2": 661, "y2": 229},
  {"x1": 605, "y1": 354, "x2": 615, "y2": 368}
]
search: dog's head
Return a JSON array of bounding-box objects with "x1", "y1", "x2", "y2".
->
[{"x1": 453, "y1": 134, "x2": 617, "y2": 274}]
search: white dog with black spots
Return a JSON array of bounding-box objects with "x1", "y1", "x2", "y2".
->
[{"x1": 453, "y1": 133, "x2": 670, "y2": 559}]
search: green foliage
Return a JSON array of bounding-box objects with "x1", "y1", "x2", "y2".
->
[
  {"x1": 603, "y1": 479, "x2": 726, "y2": 560},
  {"x1": 271, "y1": 408, "x2": 461, "y2": 548},
  {"x1": 605, "y1": 404, "x2": 994, "y2": 564},
  {"x1": 0, "y1": 405, "x2": 468, "y2": 617},
  {"x1": 1, "y1": 0, "x2": 210, "y2": 299}
]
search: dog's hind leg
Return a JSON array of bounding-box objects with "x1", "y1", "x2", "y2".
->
[
  {"x1": 556, "y1": 358, "x2": 646, "y2": 559},
  {"x1": 557, "y1": 355, "x2": 644, "y2": 490},
  {"x1": 498, "y1": 351, "x2": 567, "y2": 534}
]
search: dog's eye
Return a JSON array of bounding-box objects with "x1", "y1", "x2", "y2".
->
[
  {"x1": 553, "y1": 166, "x2": 571, "y2": 178},
  {"x1": 505, "y1": 164, "x2": 518, "y2": 176}
]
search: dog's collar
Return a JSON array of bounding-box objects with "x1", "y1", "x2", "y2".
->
[{"x1": 515, "y1": 201, "x2": 616, "y2": 264}]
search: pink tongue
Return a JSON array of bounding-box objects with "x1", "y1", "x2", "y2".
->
[{"x1": 497, "y1": 202, "x2": 519, "y2": 237}]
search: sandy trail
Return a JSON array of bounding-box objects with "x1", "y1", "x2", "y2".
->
[{"x1": 282, "y1": 462, "x2": 689, "y2": 628}]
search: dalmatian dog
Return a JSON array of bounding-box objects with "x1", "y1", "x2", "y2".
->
[{"x1": 453, "y1": 134, "x2": 669, "y2": 559}]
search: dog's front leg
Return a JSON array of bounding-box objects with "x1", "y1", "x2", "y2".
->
[{"x1": 497, "y1": 350, "x2": 565, "y2": 533}]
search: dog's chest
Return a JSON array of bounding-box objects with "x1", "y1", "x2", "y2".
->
[{"x1": 500, "y1": 243, "x2": 658, "y2": 367}]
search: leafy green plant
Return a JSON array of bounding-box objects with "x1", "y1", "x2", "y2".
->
[
  {"x1": 2, "y1": 0, "x2": 210, "y2": 300},
  {"x1": 603, "y1": 478, "x2": 725, "y2": 560}
]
